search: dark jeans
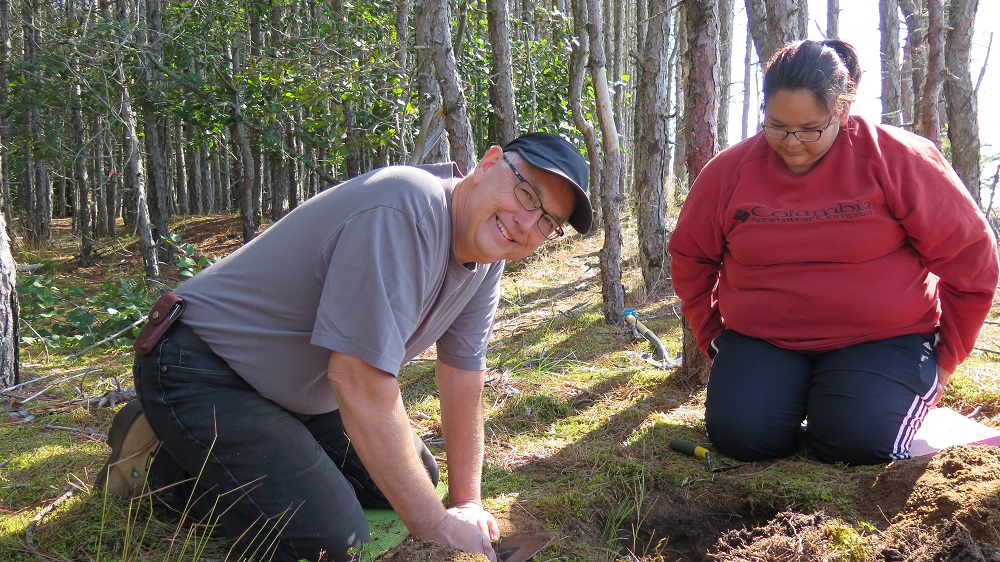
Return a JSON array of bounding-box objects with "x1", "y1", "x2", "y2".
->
[
  {"x1": 705, "y1": 330, "x2": 940, "y2": 464},
  {"x1": 134, "y1": 321, "x2": 438, "y2": 562}
]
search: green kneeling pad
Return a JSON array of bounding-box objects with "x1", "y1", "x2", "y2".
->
[{"x1": 361, "y1": 480, "x2": 448, "y2": 556}]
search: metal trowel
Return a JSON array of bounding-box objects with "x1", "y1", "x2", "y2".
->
[{"x1": 496, "y1": 531, "x2": 559, "y2": 562}]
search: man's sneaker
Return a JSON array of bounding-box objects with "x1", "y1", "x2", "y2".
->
[{"x1": 95, "y1": 400, "x2": 160, "y2": 497}]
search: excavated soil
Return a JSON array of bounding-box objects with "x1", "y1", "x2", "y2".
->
[{"x1": 705, "y1": 445, "x2": 1000, "y2": 561}]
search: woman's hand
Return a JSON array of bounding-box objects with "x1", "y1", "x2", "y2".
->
[{"x1": 930, "y1": 363, "x2": 950, "y2": 407}]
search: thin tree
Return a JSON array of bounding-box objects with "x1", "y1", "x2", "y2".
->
[
  {"x1": 827, "y1": 0, "x2": 839, "y2": 38},
  {"x1": 717, "y1": 0, "x2": 734, "y2": 150},
  {"x1": 142, "y1": 0, "x2": 172, "y2": 259},
  {"x1": 921, "y1": 0, "x2": 945, "y2": 146},
  {"x1": 0, "y1": 0, "x2": 9, "y2": 218},
  {"x1": 569, "y1": 0, "x2": 601, "y2": 229},
  {"x1": 680, "y1": 0, "x2": 720, "y2": 382},
  {"x1": 944, "y1": 0, "x2": 981, "y2": 202},
  {"x1": 880, "y1": 0, "x2": 903, "y2": 126},
  {"x1": 0, "y1": 207, "x2": 17, "y2": 389},
  {"x1": 898, "y1": 0, "x2": 927, "y2": 131},
  {"x1": 420, "y1": 0, "x2": 476, "y2": 173},
  {"x1": 68, "y1": 0, "x2": 93, "y2": 265},
  {"x1": 633, "y1": 1, "x2": 671, "y2": 292},
  {"x1": 22, "y1": 0, "x2": 52, "y2": 247},
  {"x1": 745, "y1": 0, "x2": 807, "y2": 63},
  {"x1": 586, "y1": 0, "x2": 625, "y2": 325},
  {"x1": 115, "y1": 0, "x2": 158, "y2": 281},
  {"x1": 487, "y1": 0, "x2": 517, "y2": 145},
  {"x1": 413, "y1": 0, "x2": 449, "y2": 164}
]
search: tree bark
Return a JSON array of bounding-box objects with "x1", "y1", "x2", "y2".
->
[
  {"x1": 740, "y1": 20, "x2": 754, "y2": 140},
  {"x1": 880, "y1": 0, "x2": 903, "y2": 126},
  {"x1": 717, "y1": 0, "x2": 734, "y2": 150},
  {"x1": 681, "y1": 0, "x2": 720, "y2": 382},
  {"x1": 921, "y1": 0, "x2": 944, "y2": 146},
  {"x1": 944, "y1": 0, "x2": 981, "y2": 201},
  {"x1": 487, "y1": 0, "x2": 517, "y2": 145},
  {"x1": 413, "y1": 0, "x2": 450, "y2": 164},
  {"x1": 421, "y1": 0, "x2": 477, "y2": 173},
  {"x1": 744, "y1": 0, "x2": 807, "y2": 64},
  {"x1": 115, "y1": 0, "x2": 158, "y2": 281},
  {"x1": 22, "y1": 0, "x2": 51, "y2": 247},
  {"x1": 143, "y1": 0, "x2": 171, "y2": 261},
  {"x1": 899, "y1": 0, "x2": 927, "y2": 131},
  {"x1": 634, "y1": 0, "x2": 671, "y2": 292},
  {"x1": 826, "y1": 0, "x2": 839, "y2": 38},
  {"x1": 0, "y1": 207, "x2": 17, "y2": 388},
  {"x1": 68, "y1": 0, "x2": 93, "y2": 266},
  {"x1": 0, "y1": 0, "x2": 9, "y2": 218},
  {"x1": 569, "y1": 0, "x2": 601, "y2": 229},
  {"x1": 586, "y1": 0, "x2": 625, "y2": 326}
]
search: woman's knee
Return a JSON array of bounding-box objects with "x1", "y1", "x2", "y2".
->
[{"x1": 706, "y1": 410, "x2": 801, "y2": 461}]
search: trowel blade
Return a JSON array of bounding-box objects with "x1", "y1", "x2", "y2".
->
[{"x1": 496, "y1": 531, "x2": 559, "y2": 562}]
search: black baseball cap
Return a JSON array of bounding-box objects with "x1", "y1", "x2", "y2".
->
[{"x1": 503, "y1": 133, "x2": 593, "y2": 235}]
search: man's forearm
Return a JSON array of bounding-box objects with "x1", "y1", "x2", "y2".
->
[
  {"x1": 437, "y1": 363, "x2": 487, "y2": 505},
  {"x1": 328, "y1": 352, "x2": 447, "y2": 535}
]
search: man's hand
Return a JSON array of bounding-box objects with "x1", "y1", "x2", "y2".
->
[
  {"x1": 448, "y1": 501, "x2": 500, "y2": 541},
  {"x1": 417, "y1": 511, "x2": 498, "y2": 562}
]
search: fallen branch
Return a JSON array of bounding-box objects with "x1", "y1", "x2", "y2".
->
[
  {"x1": 25, "y1": 484, "x2": 79, "y2": 562},
  {"x1": 974, "y1": 346, "x2": 1000, "y2": 357},
  {"x1": 62, "y1": 316, "x2": 145, "y2": 360}
]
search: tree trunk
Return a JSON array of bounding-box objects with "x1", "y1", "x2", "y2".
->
[
  {"x1": 0, "y1": 0, "x2": 9, "y2": 218},
  {"x1": 421, "y1": 0, "x2": 477, "y2": 173},
  {"x1": 880, "y1": 0, "x2": 903, "y2": 126},
  {"x1": 899, "y1": 0, "x2": 927, "y2": 131},
  {"x1": 413, "y1": 0, "x2": 449, "y2": 164},
  {"x1": 672, "y1": 3, "x2": 688, "y2": 192},
  {"x1": 487, "y1": 0, "x2": 517, "y2": 145},
  {"x1": 0, "y1": 207, "x2": 17, "y2": 388},
  {"x1": 717, "y1": 0, "x2": 734, "y2": 150},
  {"x1": 227, "y1": 42, "x2": 256, "y2": 242},
  {"x1": 22, "y1": 0, "x2": 51, "y2": 247},
  {"x1": 744, "y1": 0, "x2": 807, "y2": 64},
  {"x1": 116, "y1": 0, "x2": 158, "y2": 281},
  {"x1": 921, "y1": 0, "x2": 944, "y2": 146},
  {"x1": 586, "y1": 0, "x2": 625, "y2": 326},
  {"x1": 199, "y1": 142, "x2": 213, "y2": 214},
  {"x1": 740, "y1": 21, "x2": 754, "y2": 140},
  {"x1": 569, "y1": 0, "x2": 601, "y2": 230},
  {"x1": 944, "y1": 0, "x2": 981, "y2": 202},
  {"x1": 827, "y1": 0, "x2": 839, "y2": 38},
  {"x1": 142, "y1": 0, "x2": 172, "y2": 259},
  {"x1": 681, "y1": 0, "x2": 720, "y2": 382},
  {"x1": 68, "y1": 0, "x2": 93, "y2": 266},
  {"x1": 174, "y1": 118, "x2": 188, "y2": 215},
  {"x1": 634, "y1": 0, "x2": 671, "y2": 292}
]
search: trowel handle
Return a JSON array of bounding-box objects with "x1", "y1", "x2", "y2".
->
[{"x1": 670, "y1": 439, "x2": 710, "y2": 459}]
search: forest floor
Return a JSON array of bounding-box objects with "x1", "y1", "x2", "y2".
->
[{"x1": 3, "y1": 215, "x2": 1000, "y2": 562}]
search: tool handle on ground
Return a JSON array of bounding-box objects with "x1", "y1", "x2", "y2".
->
[{"x1": 670, "y1": 439, "x2": 709, "y2": 459}]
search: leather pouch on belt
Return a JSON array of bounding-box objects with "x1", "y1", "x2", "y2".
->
[{"x1": 134, "y1": 293, "x2": 186, "y2": 354}]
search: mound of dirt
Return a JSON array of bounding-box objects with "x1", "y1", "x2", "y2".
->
[
  {"x1": 866, "y1": 444, "x2": 1000, "y2": 544},
  {"x1": 709, "y1": 445, "x2": 1000, "y2": 561}
]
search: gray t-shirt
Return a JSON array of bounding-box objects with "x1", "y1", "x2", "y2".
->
[{"x1": 174, "y1": 163, "x2": 504, "y2": 414}]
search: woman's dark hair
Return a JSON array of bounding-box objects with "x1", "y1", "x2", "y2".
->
[{"x1": 762, "y1": 39, "x2": 862, "y2": 115}]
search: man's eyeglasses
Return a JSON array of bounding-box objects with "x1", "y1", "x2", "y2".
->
[
  {"x1": 502, "y1": 154, "x2": 565, "y2": 240},
  {"x1": 760, "y1": 117, "x2": 836, "y2": 142}
]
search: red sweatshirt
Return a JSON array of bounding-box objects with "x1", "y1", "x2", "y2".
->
[{"x1": 668, "y1": 116, "x2": 998, "y2": 373}]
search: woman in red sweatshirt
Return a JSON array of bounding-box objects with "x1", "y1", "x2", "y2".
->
[{"x1": 668, "y1": 39, "x2": 998, "y2": 464}]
